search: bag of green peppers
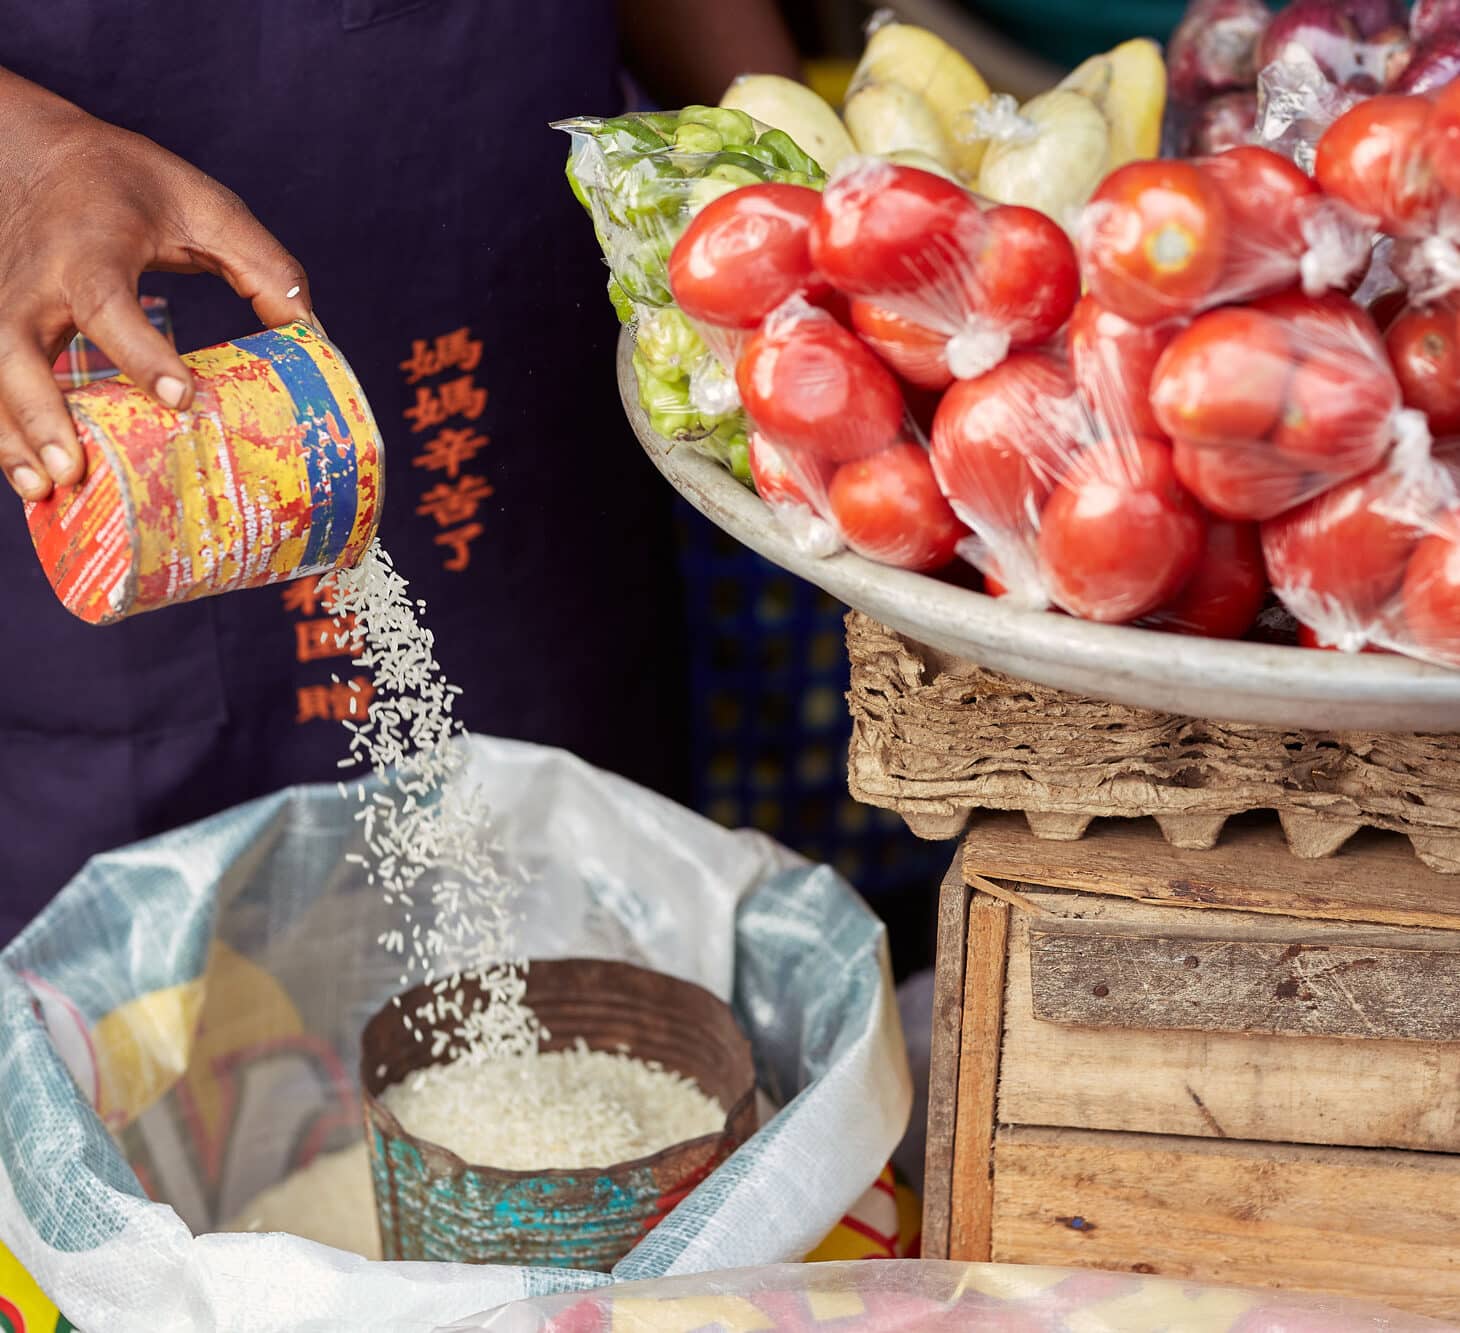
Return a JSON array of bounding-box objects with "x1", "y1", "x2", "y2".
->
[
  {"x1": 555, "y1": 107, "x2": 824, "y2": 487},
  {"x1": 632, "y1": 306, "x2": 750, "y2": 483},
  {"x1": 555, "y1": 106, "x2": 823, "y2": 311}
]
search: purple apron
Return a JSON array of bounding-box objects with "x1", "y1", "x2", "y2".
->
[{"x1": 0, "y1": 1, "x2": 689, "y2": 941}]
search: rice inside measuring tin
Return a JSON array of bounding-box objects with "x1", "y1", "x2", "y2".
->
[{"x1": 379, "y1": 1039, "x2": 726, "y2": 1171}]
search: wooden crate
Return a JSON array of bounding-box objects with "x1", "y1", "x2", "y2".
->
[
  {"x1": 846, "y1": 612, "x2": 1460, "y2": 872},
  {"x1": 924, "y1": 811, "x2": 1460, "y2": 1321}
]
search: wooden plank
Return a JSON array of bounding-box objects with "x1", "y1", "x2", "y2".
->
[
  {"x1": 921, "y1": 856, "x2": 972, "y2": 1261},
  {"x1": 964, "y1": 810, "x2": 1460, "y2": 931},
  {"x1": 946, "y1": 893, "x2": 1009, "y2": 1263},
  {"x1": 998, "y1": 898, "x2": 1460, "y2": 1152},
  {"x1": 991, "y1": 1127, "x2": 1460, "y2": 1321},
  {"x1": 1028, "y1": 928, "x2": 1460, "y2": 1042}
]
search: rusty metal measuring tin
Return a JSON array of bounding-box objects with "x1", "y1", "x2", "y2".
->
[
  {"x1": 27, "y1": 322, "x2": 383, "y2": 624},
  {"x1": 360, "y1": 959, "x2": 757, "y2": 1270}
]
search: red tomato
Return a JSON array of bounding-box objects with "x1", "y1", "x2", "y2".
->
[
  {"x1": 849, "y1": 299, "x2": 952, "y2": 390},
  {"x1": 929, "y1": 351, "x2": 1083, "y2": 533},
  {"x1": 736, "y1": 311, "x2": 904, "y2": 462},
  {"x1": 810, "y1": 162, "x2": 985, "y2": 299},
  {"x1": 1262, "y1": 466, "x2": 1423, "y2": 628},
  {"x1": 1137, "y1": 519, "x2": 1268, "y2": 639},
  {"x1": 667, "y1": 183, "x2": 825, "y2": 329},
  {"x1": 1385, "y1": 301, "x2": 1460, "y2": 436},
  {"x1": 747, "y1": 431, "x2": 830, "y2": 509},
  {"x1": 1171, "y1": 437, "x2": 1311, "y2": 522},
  {"x1": 1200, "y1": 146, "x2": 1319, "y2": 296},
  {"x1": 1424, "y1": 77, "x2": 1460, "y2": 200},
  {"x1": 1080, "y1": 160, "x2": 1229, "y2": 326},
  {"x1": 1038, "y1": 436, "x2": 1206, "y2": 622},
  {"x1": 983, "y1": 568, "x2": 1008, "y2": 597},
  {"x1": 1067, "y1": 295, "x2": 1176, "y2": 439},
  {"x1": 1401, "y1": 516, "x2": 1460, "y2": 664},
  {"x1": 1271, "y1": 354, "x2": 1399, "y2": 468},
  {"x1": 972, "y1": 204, "x2": 1080, "y2": 347},
  {"x1": 827, "y1": 442, "x2": 968, "y2": 572},
  {"x1": 1150, "y1": 307, "x2": 1293, "y2": 442},
  {"x1": 1252, "y1": 288, "x2": 1386, "y2": 352},
  {"x1": 1314, "y1": 95, "x2": 1444, "y2": 234}
]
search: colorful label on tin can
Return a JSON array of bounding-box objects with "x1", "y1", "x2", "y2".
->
[{"x1": 26, "y1": 323, "x2": 382, "y2": 625}]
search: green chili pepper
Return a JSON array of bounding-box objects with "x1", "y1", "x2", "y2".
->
[
  {"x1": 706, "y1": 156, "x2": 768, "y2": 186},
  {"x1": 673, "y1": 122, "x2": 724, "y2": 155},
  {"x1": 678, "y1": 106, "x2": 756, "y2": 146},
  {"x1": 637, "y1": 307, "x2": 706, "y2": 376},
  {"x1": 755, "y1": 129, "x2": 817, "y2": 177},
  {"x1": 607, "y1": 277, "x2": 636, "y2": 325},
  {"x1": 598, "y1": 116, "x2": 670, "y2": 152},
  {"x1": 726, "y1": 433, "x2": 752, "y2": 485}
]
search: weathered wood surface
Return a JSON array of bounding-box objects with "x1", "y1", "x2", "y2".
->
[
  {"x1": 921, "y1": 857, "x2": 971, "y2": 1261},
  {"x1": 990, "y1": 1127, "x2": 1460, "y2": 1321},
  {"x1": 997, "y1": 900, "x2": 1460, "y2": 1152},
  {"x1": 946, "y1": 893, "x2": 1008, "y2": 1263},
  {"x1": 963, "y1": 811, "x2": 1460, "y2": 930},
  {"x1": 1028, "y1": 928, "x2": 1460, "y2": 1042}
]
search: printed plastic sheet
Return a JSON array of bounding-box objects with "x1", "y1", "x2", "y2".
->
[{"x1": 0, "y1": 737, "x2": 909, "y2": 1333}]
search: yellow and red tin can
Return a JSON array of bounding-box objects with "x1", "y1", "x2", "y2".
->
[{"x1": 27, "y1": 322, "x2": 383, "y2": 625}]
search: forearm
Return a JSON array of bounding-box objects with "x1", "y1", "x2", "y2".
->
[{"x1": 618, "y1": 0, "x2": 802, "y2": 107}]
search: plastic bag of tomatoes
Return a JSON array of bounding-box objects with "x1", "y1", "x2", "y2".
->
[
  {"x1": 666, "y1": 160, "x2": 1085, "y2": 573},
  {"x1": 928, "y1": 335, "x2": 1271, "y2": 635},
  {"x1": 1314, "y1": 78, "x2": 1460, "y2": 301},
  {"x1": 1264, "y1": 428, "x2": 1460, "y2": 663}
]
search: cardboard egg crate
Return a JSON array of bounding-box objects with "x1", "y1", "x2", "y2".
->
[{"x1": 845, "y1": 612, "x2": 1460, "y2": 873}]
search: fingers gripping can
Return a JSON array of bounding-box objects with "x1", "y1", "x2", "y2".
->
[{"x1": 27, "y1": 322, "x2": 383, "y2": 624}]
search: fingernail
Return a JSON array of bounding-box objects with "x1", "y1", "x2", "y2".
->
[
  {"x1": 285, "y1": 284, "x2": 302, "y2": 300},
  {"x1": 156, "y1": 374, "x2": 187, "y2": 408},
  {"x1": 12, "y1": 465, "x2": 44, "y2": 498},
  {"x1": 40, "y1": 445, "x2": 73, "y2": 482}
]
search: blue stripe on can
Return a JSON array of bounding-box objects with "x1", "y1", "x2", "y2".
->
[{"x1": 233, "y1": 328, "x2": 359, "y2": 570}]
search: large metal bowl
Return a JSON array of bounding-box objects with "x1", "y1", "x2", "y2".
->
[{"x1": 619, "y1": 329, "x2": 1460, "y2": 732}]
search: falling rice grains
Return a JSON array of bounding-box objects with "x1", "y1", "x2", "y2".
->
[{"x1": 320, "y1": 541, "x2": 541, "y2": 1059}]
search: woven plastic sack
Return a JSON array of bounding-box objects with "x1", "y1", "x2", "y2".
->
[
  {"x1": 0, "y1": 736, "x2": 909, "y2": 1333},
  {"x1": 439, "y1": 1259, "x2": 1454, "y2": 1331}
]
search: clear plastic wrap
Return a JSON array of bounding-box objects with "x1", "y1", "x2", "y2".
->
[
  {"x1": 1255, "y1": 44, "x2": 1367, "y2": 172},
  {"x1": 1077, "y1": 149, "x2": 1370, "y2": 330},
  {"x1": 734, "y1": 299, "x2": 967, "y2": 571},
  {"x1": 1168, "y1": 0, "x2": 1273, "y2": 106},
  {"x1": 1150, "y1": 290, "x2": 1407, "y2": 520},
  {"x1": 1311, "y1": 83, "x2": 1460, "y2": 303},
  {"x1": 560, "y1": 110, "x2": 825, "y2": 483},
  {"x1": 808, "y1": 158, "x2": 1079, "y2": 384},
  {"x1": 441, "y1": 1259, "x2": 1454, "y2": 1332},
  {"x1": 1257, "y1": 0, "x2": 1412, "y2": 93},
  {"x1": 927, "y1": 343, "x2": 1223, "y2": 625},
  {"x1": 1263, "y1": 429, "x2": 1460, "y2": 662}
]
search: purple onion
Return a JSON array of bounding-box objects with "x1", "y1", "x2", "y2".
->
[
  {"x1": 1185, "y1": 90, "x2": 1261, "y2": 153},
  {"x1": 1391, "y1": 33, "x2": 1460, "y2": 90},
  {"x1": 1259, "y1": 0, "x2": 1412, "y2": 86},
  {"x1": 1412, "y1": 0, "x2": 1460, "y2": 44},
  {"x1": 1168, "y1": 0, "x2": 1272, "y2": 103}
]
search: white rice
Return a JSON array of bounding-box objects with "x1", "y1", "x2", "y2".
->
[
  {"x1": 223, "y1": 1142, "x2": 381, "y2": 1261},
  {"x1": 379, "y1": 1039, "x2": 725, "y2": 1171},
  {"x1": 320, "y1": 543, "x2": 540, "y2": 1058}
]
